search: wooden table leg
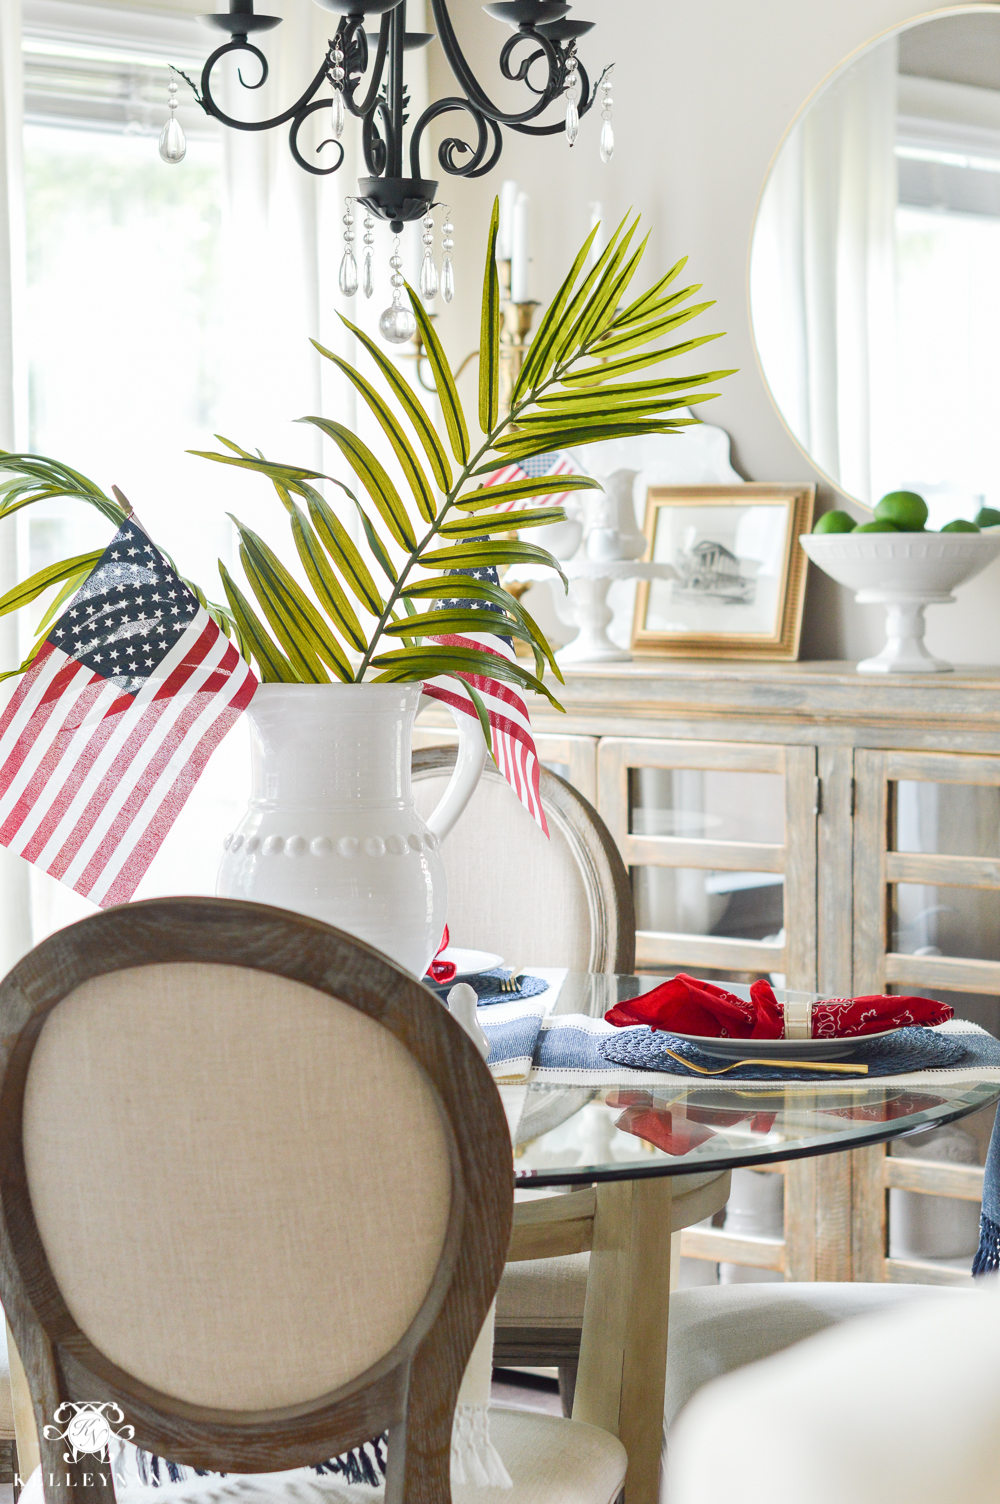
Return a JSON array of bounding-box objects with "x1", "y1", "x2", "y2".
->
[
  {"x1": 572, "y1": 1177, "x2": 674, "y2": 1504},
  {"x1": 6, "y1": 1322, "x2": 39, "y2": 1482}
]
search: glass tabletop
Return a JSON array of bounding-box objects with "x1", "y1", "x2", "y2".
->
[{"x1": 511, "y1": 973, "x2": 1000, "y2": 1187}]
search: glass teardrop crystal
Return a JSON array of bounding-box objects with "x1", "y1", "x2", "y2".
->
[
  {"x1": 363, "y1": 250, "x2": 374, "y2": 299},
  {"x1": 565, "y1": 98, "x2": 579, "y2": 147},
  {"x1": 442, "y1": 254, "x2": 455, "y2": 304},
  {"x1": 158, "y1": 116, "x2": 186, "y2": 164},
  {"x1": 419, "y1": 254, "x2": 439, "y2": 302},
  {"x1": 379, "y1": 303, "x2": 417, "y2": 344},
  {"x1": 333, "y1": 90, "x2": 345, "y2": 140},
  {"x1": 339, "y1": 249, "x2": 359, "y2": 296},
  {"x1": 600, "y1": 117, "x2": 614, "y2": 163}
]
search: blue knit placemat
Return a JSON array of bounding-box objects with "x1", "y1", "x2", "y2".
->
[
  {"x1": 599, "y1": 1024, "x2": 977, "y2": 1080},
  {"x1": 429, "y1": 969, "x2": 549, "y2": 1005}
]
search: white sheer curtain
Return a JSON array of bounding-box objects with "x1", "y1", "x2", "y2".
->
[
  {"x1": 0, "y1": 1, "x2": 33, "y2": 972},
  {"x1": 751, "y1": 37, "x2": 898, "y2": 506}
]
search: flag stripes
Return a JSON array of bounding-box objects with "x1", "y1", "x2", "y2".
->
[{"x1": 0, "y1": 517, "x2": 258, "y2": 909}]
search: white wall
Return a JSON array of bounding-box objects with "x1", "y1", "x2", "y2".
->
[{"x1": 428, "y1": 0, "x2": 1000, "y2": 664}]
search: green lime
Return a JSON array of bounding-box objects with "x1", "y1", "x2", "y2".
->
[
  {"x1": 852, "y1": 520, "x2": 900, "y2": 533},
  {"x1": 974, "y1": 507, "x2": 1000, "y2": 528},
  {"x1": 940, "y1": 519, "x2": 980, "y2": 532},
  {"x1": 813, "y1": 510, "x2": 856, "y2": 534},
  {"x1": 874, "y1": 490, "x2": 928, "y2": 531}
]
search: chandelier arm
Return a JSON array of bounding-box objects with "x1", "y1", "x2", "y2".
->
[
  {"x1": 504, "y1": 56, "x2": 601, "y2": 135},
  {"x1": 427, "y1": 0, "x2": 563, "y2": 126},
  {"x1": 408, "y1": 96, "x2": 491, "y2": 178},
  {"x1": 344, "y1": 15, "x2": 391, "y2": 121},
  {"x1": 199, "y1": 38, "x2": 334, "y2": 133},
  {"x1": 464, "y1": 119, "x2": 504, "y2": 177},
  {"x1": 362, "y1": 99, "x2": 393, "y2": 177},
  {"x1": 289, "y1": 99, "x2": 347, "y2": 176},
  {"x1": 498, "y1": 34, "x2": 560, "y2": 90}
]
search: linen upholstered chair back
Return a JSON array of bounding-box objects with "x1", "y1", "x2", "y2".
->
[
  {"x1": 411, "y1": 749, "x2": 635, "y2": 973},
  {"x1": 0, "y1": 898, "x2": 513, "y2": 1504}
]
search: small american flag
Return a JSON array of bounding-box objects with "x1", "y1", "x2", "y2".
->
[
  {"x1": 0, "y1": 518, "x2": 257, "y2": 907},
  {"x1": 422, "y1": 563, "x2": 548, "y2": 837},
  {"x1": 483, "y1": 449, "x2": 581, "y2": 511}
]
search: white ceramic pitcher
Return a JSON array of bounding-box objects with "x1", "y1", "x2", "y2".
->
[{"x1": 217, "y1": 682, "x2": 486, "y2": 976}]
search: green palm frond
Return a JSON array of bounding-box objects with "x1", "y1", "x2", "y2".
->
[{"x1": 0, "y1": 206, "x2": 734, "y2": 708}]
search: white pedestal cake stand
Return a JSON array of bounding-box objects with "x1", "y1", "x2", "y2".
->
[
  {"x1": 800, "y1": 531, "x2": 1000, "y2": 673},
  {"x1": 507, "y1": 560, "x2": 678, "y2": 664}
]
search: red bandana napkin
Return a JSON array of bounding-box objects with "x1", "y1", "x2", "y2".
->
[
  {"x1": 424, "y1": 925, "x2": 457, "y2": 986},
  {"x1": 604, "y1": 973, "x2": 953, "y2": 1039}
]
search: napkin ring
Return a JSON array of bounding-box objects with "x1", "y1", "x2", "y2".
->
[{"x1": 783, "y1": 998, "x2": 813, "y2": 1040}]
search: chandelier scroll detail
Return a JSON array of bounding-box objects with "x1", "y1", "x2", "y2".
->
[{"x1": 167, "y1": 0, "x2": 613, "y2": 231}]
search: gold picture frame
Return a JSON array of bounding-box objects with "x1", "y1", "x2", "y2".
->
[{"x1": 631, "y1": 483, "x2": 815, "y2": 660}]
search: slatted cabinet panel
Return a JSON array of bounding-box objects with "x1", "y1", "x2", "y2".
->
[
  {"x1": 596, "y1": 737, "x2": 818, "y2": 991},
  {"x1": 853, "y1": 748, "x2": 1000, "y2": 1284}
]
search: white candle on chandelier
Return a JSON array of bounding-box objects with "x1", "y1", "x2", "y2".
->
[
  {"x1": 498, "y1": 179, "x2": 519, "y2": 260},
  {"x1": 587, "y1": 200, "x2": 602, "y2": 270},
  {"x1": 511, "y1": 191, "x2": 530, "y2": 303}
]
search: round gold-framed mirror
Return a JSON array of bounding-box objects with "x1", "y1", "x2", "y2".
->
[{"x1": 750, "y1": 6, "x2": 1000, "y2": 526}]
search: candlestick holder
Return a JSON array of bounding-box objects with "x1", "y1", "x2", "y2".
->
[{"x1": 498, "y1": 257, "x2": 540, "y2": 416}]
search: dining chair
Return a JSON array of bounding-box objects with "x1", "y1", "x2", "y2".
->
[
  {"x1": 667, "y1": 1282, "x2": 991, "y2": 1503},
  {"x1": 0, "y1": 896, "x2": 627, "y2": 1504},
  {"x1": 411, "y1": 749, "x2": 636, "y2": 1411},
  {"x1": 411, "y1": 748, "x2": 636, "y2": 973}
]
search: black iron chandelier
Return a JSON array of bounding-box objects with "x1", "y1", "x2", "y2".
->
[{"x1": 161, "y1": 0, "x2": 612, "y2": 340}]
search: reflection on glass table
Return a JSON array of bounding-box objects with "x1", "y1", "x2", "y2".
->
[{"x1": 511, "y1": 973, "x2": 1000, "y2": 1187}]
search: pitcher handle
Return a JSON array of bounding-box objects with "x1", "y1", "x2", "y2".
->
[{"x1": 419, "y1": 695, "x2": 488, "y2": 842}]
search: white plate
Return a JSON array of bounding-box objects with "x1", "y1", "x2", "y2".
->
[
  {"x1": 433, "y1": 947, "x2": 504, "y2": 980},
  {"x1": 668, "y1": 1028, "x2": 901, "y2": 1062}
]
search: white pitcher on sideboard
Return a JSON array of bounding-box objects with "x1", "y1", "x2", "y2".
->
[{"x1": 217, "y1": 682, "x2": 486, "y2": 977}]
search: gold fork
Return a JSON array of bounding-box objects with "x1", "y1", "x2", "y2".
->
[{"x1": 500, "y1": 965, "x2": 524, "y2": 994}]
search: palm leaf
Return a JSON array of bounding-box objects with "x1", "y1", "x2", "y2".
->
[
  {"x1": 32, "y1": 565, "x2": 95, "y2": 636},
  {"x1": 369, "y1": 643, "x2": 564, "y2": 710},
  {"x1": 300, "y1": 418, "x2": 416, "y2": 551},
  {"x1": 356, "y1": 506, "x2": 398, "y2": 583},
  {"x1": 321, "y1": 327, "x2": 453, "y2": 491},
  {"x1": 479, "y1": 197, "x2": 501, "y2": 435},
  {"x1": 399, "y1": 574, "x2": 563, "y2": 681},
  {"x1": 571, "y1": 231, "x2": 649, "y2": 355},
  {"x1": 239, "y1": 526, "x2": 353, "y2": 681},
  {"x1": 533, "y1": 372, "x2": 736, "y2": 408},
  {"x1": 239, "y1": 544, "x2": 330, "y2": 683},
  {"x1": 438, "y1": 507, "x2": 566, "y2": 537},
  {"x1": 487, "y1": 422, "x2": 678, "y2": 461},
  {"x1": 592, "y1": 302, "x2": 715, "y2": 358},
  {"x1": 513, "y1": 215, "x2": 622, "y2": 399},
  {"x1": 189, "y1": 448, "x2": 329, "y2": 486},
  {"x1": 517, "y1": 394, "x2": 712, "y2": 425},
  {"x1": 393, "y1": 574, "x2": 562, "y2": 682},
  {"x1": 307, "y1": 359, "x2": 437, "y2": 524},
  {"x1": 405, "y1": 286, "x2": 470, "y2": 465},
  {"x1": 219, "y1": 561, "x2": 299, "y2": 682},
  {"x1": 288, "y1": 503, "x2": 367, "y2": 652},
  {"x1": 559, "y1": 333, "x2": 726, "y2": 386},
  {"x1": 453, "y1": 475, "x2": 599, "y2": 510},
  {"x1": 545, "y1": 219, "x2": 641, "y2": 372},
  {"x1": 300, "y1": 485, "x2": 384, "y2": 615},
  {"x1": 612, "y1": 257, "x2": 689, "y2": 326},
  {"x1": 419, "y1": 539, "x2": 568, "y2": 587},
  {"x1": 0, "y1": 550, "x2": 104, "y2": 619}
]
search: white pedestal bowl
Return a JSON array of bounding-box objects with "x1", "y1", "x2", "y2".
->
[{"x1": 800, "y1": 531, "x2": 1000, "y2": 673}]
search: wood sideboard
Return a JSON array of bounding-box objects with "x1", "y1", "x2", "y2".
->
[{"x1": 418, "y1": 659, "x2": 1000, "y2": 1285}]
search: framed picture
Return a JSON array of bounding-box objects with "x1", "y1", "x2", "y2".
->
[{"x1": 631, "y1": 483, "x2": 815, "y2": 660}]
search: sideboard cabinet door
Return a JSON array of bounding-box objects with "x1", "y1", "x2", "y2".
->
[{"x1": 596, "y1": 737, "x2": 818, "y2": 993}]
